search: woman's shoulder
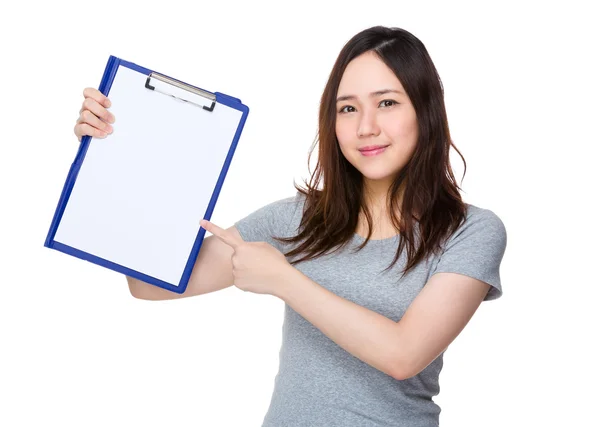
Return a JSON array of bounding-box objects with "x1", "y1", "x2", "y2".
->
[
  {"x1": 270, "y1": 190, "x2": 308, "y2": 215},
  {"x1": 447, "y1": 202, "x2": 507, "y2": 251},
  {"x1": 233, "y1": 191, "x2": 305, "y2": 245},
  {"x1": 431, "y1": 202, "x2": 508, "y2": 301},
  {"x1": 463, "y1": 202, "x2": 506, "y2": 230},
  {"x1": 262, "y1": 190, "x2": 306, "y2": 213}
]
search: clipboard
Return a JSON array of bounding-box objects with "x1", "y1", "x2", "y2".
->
[{"x1": 44, "y1": 55, "x2": 249, "y2": 294}]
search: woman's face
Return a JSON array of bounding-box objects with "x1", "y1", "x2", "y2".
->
[{"x1": 335, "y1": 51, "x2": 419, "y2": 189}]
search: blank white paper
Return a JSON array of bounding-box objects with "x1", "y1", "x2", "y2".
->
[{"x1": 54, "y1": 65, "x2": 243, "y2": 286}]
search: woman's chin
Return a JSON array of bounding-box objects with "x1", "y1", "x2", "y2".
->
[{"x1": 358, "y1": 170, "x2": 397, "y2": 182}]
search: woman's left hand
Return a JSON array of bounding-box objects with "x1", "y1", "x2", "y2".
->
[{"x1": 200, "y1": 219, "x2": 293, "y2": 296}]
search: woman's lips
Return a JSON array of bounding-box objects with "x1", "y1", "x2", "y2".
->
[{"x1": 359, "y1": 145, "x2": 389, "y2": 156}]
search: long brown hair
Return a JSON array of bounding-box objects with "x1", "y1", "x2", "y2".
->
[{"x1": 274, "y1": 26, "x2": 468, "y2": 277}]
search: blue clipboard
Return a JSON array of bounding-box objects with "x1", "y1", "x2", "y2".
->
[{"x1": 44, "y1": 55, "x2": 249, "y2": 294}]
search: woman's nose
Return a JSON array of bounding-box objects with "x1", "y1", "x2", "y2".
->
[{"x1": 357, "y1": 109, "x2": 380, "y2": 137}]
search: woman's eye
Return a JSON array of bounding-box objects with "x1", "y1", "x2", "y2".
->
[
  {"x1": 338, "y1": 100, "x2": 397, "y2": 114},
  {"x1": 380, "y1": 99, "x2": 398, "y2": 108}
]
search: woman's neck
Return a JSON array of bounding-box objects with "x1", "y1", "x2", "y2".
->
[{"x1": 357, "y1": 182, "x2": 407, "y2": 239}]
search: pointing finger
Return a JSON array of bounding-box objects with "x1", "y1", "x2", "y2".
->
[{"x1": 200, "y1": 220, "x2": 243, "y2": 249}]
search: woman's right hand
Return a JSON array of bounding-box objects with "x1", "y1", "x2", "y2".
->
[{"x1": 74, "y1": 88, "x2": 115, "y2": 142}]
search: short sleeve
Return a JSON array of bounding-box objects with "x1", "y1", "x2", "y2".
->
[
  {"x1": 431, "y1": 206, "x2": 507, "y2": 301},
  {"x1": 233, "y1": 193, "x2": 301, "y2": 253}
]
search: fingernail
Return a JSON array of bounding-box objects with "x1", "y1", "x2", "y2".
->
[
  {"x1": 109, "y1": 114, "x2": 115, "y2": 123},
  {"x1": 106, "y1": 125, "x2": 113, "y2": 133},
  {"x1": 105, "y1": 99, "x2": 111, "y2": 108}
]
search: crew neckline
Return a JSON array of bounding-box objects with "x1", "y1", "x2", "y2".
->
[{"x1": 352, "y1": 232, "x2": 400, "y2": 244}]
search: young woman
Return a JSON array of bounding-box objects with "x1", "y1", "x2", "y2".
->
[{"x1": 74, "y1": 25, "x2": 507, "y2": 427}]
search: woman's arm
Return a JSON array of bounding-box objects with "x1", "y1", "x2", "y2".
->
[
  {"x1": 127, "y1": 226, "x2": 242, "y2": 300},
  {"x1": 275, "y1": 269, "x2": 490, "y2": 380}
]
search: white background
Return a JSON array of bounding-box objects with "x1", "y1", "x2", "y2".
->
[{"x1": 1, "y1": 1, "x2": 598, "y2": 426}]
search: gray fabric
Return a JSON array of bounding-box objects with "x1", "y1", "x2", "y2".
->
[{"x1": 234, "y1": 191, "x2": 507, "y2": 427}]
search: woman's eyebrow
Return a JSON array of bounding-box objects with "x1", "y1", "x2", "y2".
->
[{"x1": 336, "y1": 89, "x2": 405, "y2": 103}]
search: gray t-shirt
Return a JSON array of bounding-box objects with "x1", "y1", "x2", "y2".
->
[{"x1": 234, "y1": 191, "x2": 507, "y2": 427}]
